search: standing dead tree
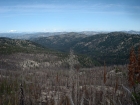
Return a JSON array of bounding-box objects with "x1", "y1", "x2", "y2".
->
[
  {"x1": 128, "y1": 46, "x2": 140, "y2": 89},
  {"x1": 128, "y1": 46, "x2": 140, "y2": 104}
]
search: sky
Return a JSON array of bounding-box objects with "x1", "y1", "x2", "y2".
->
[{"x1": 0, "y1": 0, "x2": 140, "y2": 32}]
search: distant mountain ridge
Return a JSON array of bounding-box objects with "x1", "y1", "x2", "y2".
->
[
  {"x1": 0, "y1": 30, "x2": 140, "y2": 40},
  {"x1": 0, "y1": 32, "x2": 68, "y2": 39}
]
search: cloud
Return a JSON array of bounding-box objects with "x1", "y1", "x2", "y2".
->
[
  {"x1": 0, "y1": 4, "x2": 116, "y2": 12},
  {"x1": 9, "y1": 30, "x2": 17, "y2": 33},
  {"x1": 0, "y1": 4, "x2": 72, "y2": 11},
  {"x1": 0, "y1": 3, "x2": 140, "y2": 15}
]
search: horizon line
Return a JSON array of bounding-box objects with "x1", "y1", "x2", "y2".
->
[{"x1": 0, "y1": 30, "x2": 140, "y2": 34}]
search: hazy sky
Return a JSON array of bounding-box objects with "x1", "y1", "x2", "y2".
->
[{"x1": 0, "y1": 0, "x2": 140, "y2": 32}]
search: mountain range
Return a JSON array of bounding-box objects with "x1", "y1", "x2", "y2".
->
[
  {"x1": 0, "y1": 31, "x2": 140, "y2": 66},
  {"x1": 0, "y1": 30, "x2": 140, "y2": 40}
]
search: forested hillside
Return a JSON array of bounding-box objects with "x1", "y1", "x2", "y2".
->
[{"x1": 31, "y1": 32, "x2": 140, "y2": 65}]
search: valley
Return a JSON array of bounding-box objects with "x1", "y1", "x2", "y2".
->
[{"x1": 0, "y1": 32, "x2": 140, "y2": 105}]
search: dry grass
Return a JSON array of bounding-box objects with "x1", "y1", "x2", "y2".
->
[
  {"x1": 0, "y1": 64, "x2": 132, "y2": 105},
  {"x1": 0, "y1": 47, "x2": 140, "y2": 105}
]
